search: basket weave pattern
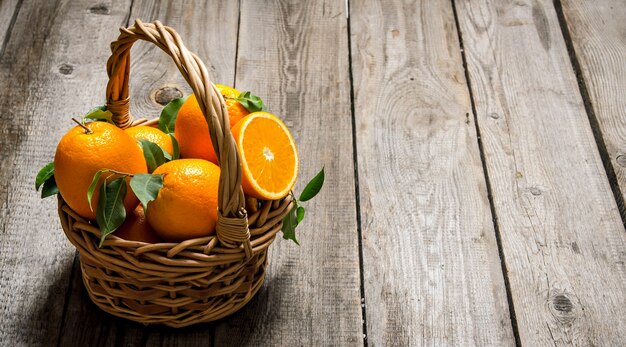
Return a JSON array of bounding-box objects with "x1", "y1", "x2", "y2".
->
[{"x1": 58, "y1": 20, "x2": 292, "y2": 327}]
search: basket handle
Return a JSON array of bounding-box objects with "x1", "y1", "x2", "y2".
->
[{"x1": 105, "y1": 19, "x2": 252, "y2": 258}]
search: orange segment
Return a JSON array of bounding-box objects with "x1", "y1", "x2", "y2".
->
[{"x1": 231, "y1": 112, "x2": 298, "y2": 200}]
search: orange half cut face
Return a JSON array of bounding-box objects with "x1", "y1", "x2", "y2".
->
[{"x1": 231, "y1": 112, "x2": 299, "y2": 200}]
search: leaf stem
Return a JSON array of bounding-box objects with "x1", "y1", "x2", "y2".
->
[
  {"x1": 72, "y1": 118, "x2": 93, "y2": 134},
  {"x1": 106, "y1": 169, "x2": 135, "y2": 177}
]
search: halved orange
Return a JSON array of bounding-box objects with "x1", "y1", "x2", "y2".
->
[{"x1": 231, "y1": 112, "x2": 299, "y2": 200}]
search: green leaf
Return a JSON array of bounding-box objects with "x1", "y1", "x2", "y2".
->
[
  {"x1": 299, "y1": 167, "x2": 325, "y2": 202},
  {"x1": 96, "y1": 177, "x2": 127, "y2": 247},
  {"x1": 236, "y1": 91, "x2": 265, "y2": 113},
  {"x1": 281, "y1": 204, "x2": 300, "y2": 245},
  {"x1": 158, "y1": 96, "x2": 187, "y2": 134},
  {"x1": 139, "y1": 139, "x2": 168, "y2": 172},
  {"x1": 41, "y1": 176, "x2": 59, "y2": 198},
  {"x1": 296, "y1": 206, "x2": 305, "y2": 223},
  {"x1": 170, "y1": 134, "x2": 180, "y2": 160},
  {"x1": 87, "y1": 169, "x2": 107, "y2": 211},
  {"x1": 35, "y1": 162, "x2": 55, "y2": 190},
  {"x1": 130, "y1": 174, "x2": 163, "y2": 214},
  {"x1": 84, "y1": 105, "x2": 114, "y2": 123}
]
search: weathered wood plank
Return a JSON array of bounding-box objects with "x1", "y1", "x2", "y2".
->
[
  {"x1": 560, "y1": 0, "x2": 626, "y2": 212},
  {"x1": 456, "y1": 0, "x2": 626, "y2": 345},
  {"x1": 0, "y1": 0, "x2": 131, "y2": 345},
  {"x1": 0, "y1": 0, "x2": 19, "y2": 50},
  {"x1": 213, "y1": 0, "x2": 363, "y2": 345},
  {"x1": 350, "y1": 1, "x2": 515, "y2": 345},
  {"x1": 57, "y1": 1, "x2": 239, "y2": 345}
]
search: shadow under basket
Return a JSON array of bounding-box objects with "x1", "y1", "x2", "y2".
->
[
  {"x1": 59, "y1": 194, "x2": 292, "y2": 327},
  {"x1": 57, "y1": 19, "x2": 295, "y2": 328}
]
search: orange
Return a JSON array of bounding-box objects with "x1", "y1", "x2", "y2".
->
[
  {"x1": 231, "y1": 112, "x2": 299, "y2": 200},
  {"x1": 175, "y1": 94, "x2": 218, "y2": 164},
  {"x1": 54, "y1": 121, "x2": 148, "y2": 220},
  {"x1": 146, "y1": 159, "x2": 220, "y2": 242},
  {"x1": 215, "y1": 84, "x2": 249, "y2": 127},
  {"x1": 114, "y1": 204, "x2": 161, "y2": 243},
  {"x1": 124, "y1": 125, "x2": 174, "y2": 155},
  {"x1": 175, "y1": 85, "x2": 249, "y2": 164}
]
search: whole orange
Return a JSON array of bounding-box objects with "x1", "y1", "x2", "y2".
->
[
  {"x1": 175, "y1": 86, "x2": 249, "y2": 164},
  {"x1": 114, "y1": 204, "x2": 161, "y2": 243},
  {"x1": 54, "y1": 121, "x2": 148, "y2": 220},
  {"x1": 146, "y1": 159, "x2": 220, "y2": 242},
  {"x1": 216, "y1": 84, "x2": 250, "y2": 127},
  {"x1": 124, "y1": 125, "x2": 174, "y2": 155},
  {"x1": 175, "y1": 94, "x2": 218, "y2": 164}
]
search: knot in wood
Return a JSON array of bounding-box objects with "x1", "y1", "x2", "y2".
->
[
  {"x1": 548, "y1": 292, "x2": 578, "y2": 324},
  {"x1": 154, "y1": 86, "x2": 183, "y2": 105},
  {"x1": 616, "y1": 154, "x2": 626, "y2": 168},
  {"x1": 89, "y1": 4, "x2": 110, "y2": 15},
  {"x1": 553, "y1": 294, "x2": 573, "y2": 313},
  {"x1": 58, "y1": 63, "x2": 74, "y2": 75}
]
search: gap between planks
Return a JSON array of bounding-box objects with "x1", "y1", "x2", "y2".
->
[
  {"x1": 552, "y1": 0, "x2": 626, "y2": 227},
  {"x1": 345, "y1": 0, "x2": 369, "y2": 345},
  {"x1": 450, "y1": 0, "x2": 522, "y2": 346}
]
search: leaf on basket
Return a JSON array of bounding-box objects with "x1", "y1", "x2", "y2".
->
[
  {"x1": 296, "y1": 206, "x2": 305, "y2": 223},
  {"x1": 130, "y1": 173, "x2": 163, "y2": 214},
  {"x1": 170, "y1": 134, "x2": 180, "y2": 160},
  {"x1": 35, "y1": 162, "x2": 55, "y2": 190},
  {"x1": 236, "y1": 91, "x2": 265, "y2": 113},
  {"x1": 87, "y1": 169, "x2": 107, "y2": 211},
  {"x1": 299, "y1": 167, "x2": 325, "y2": 202},
  {"x1": 96, "y1": 177, "x2": 127, "y2": 247},
  {"x1": 139, "y1": 139, "x2": 170, "y2": 172},
  {"x1": 158, "y1": 96, "x2": 187, "y2": 134},
  {"x1": 281, "y1": 201, "x2": 300, "y2": 245},
  {"x1": 41, "y1": 176, "x2": 59, "y2": 199},
  {"x1": 84, "y1": 105, "x2": 114, "y2": 123}
]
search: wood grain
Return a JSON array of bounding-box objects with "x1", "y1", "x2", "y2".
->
[
  {"x1": 560, "y1": 0, "x2": 626, "y2": 211},
  {"x1": 56, "y1": 0, "x2": 239, "y2": 345},
  {"x1": 0, "y1": 0, "x2": 19, "y2": 51},
  {"x1": 212, "y1": 0, "x2": 364, "y2": 345},
  {"x1": 456, "y1": 0, "x2": 626, "y2": 345},
  {"x1": 350, "y1": 1, "x2": 515, "y2": 345},
  {"x1": 0, "y1": 0, "x2": 131, "y2": 344}
]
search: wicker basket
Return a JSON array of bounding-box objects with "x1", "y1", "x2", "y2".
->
[{"x1": 58, "y1": 19, "x2": 293, "y2": 328}]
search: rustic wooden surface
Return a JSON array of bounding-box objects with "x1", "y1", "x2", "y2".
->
[
  {"x1": 0, "y1": 0, "x2": 19, "y2": 48},
  {"x1": 1, "y1": 0, "x2": 626, "y2": 346},
  {"x1": 560, "y1": 0, "x2": 626, "y2": 213},
  {"x1": 213, "y1": 0, "x2": 363, "y2": 345},
  {"x1": 0, "y1": 0, "x2": 131, "y2": 345},
  {"x1": 350, "y1": 0, "x2": 514, "y2": 345},
  {"x1": 456, "y1": 0, "x2": 626, "y2": 345}
]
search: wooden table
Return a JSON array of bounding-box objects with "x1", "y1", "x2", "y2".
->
[{"x1": 1, "y1": 0, "x2": 625, "y2": 346}]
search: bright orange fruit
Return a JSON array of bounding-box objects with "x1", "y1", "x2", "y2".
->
[
  {"x1": 114, "y1": 204, "x2": 161, "y2": 243},
  {"x1": 146, "y1": 159, "x2": 220, "y2": 242},
  {"x1": 230, "y1": 112, "x2": 298, "y2": 200},
  {"x1": 175, "y1": 85, "x2": 249, "y2": 164},
  {"x1": 125, "y1": 125, "x2": 174, "y2": 155},
  {"x1": 175, "y1": 94, "x2": 219, "y2": 164},
  {"x1": 54, "y1": 121, "x2": 147, "y2": 220},
  {"x1": 216, "y1": 84, "x2": 249, "y2": 128}
]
